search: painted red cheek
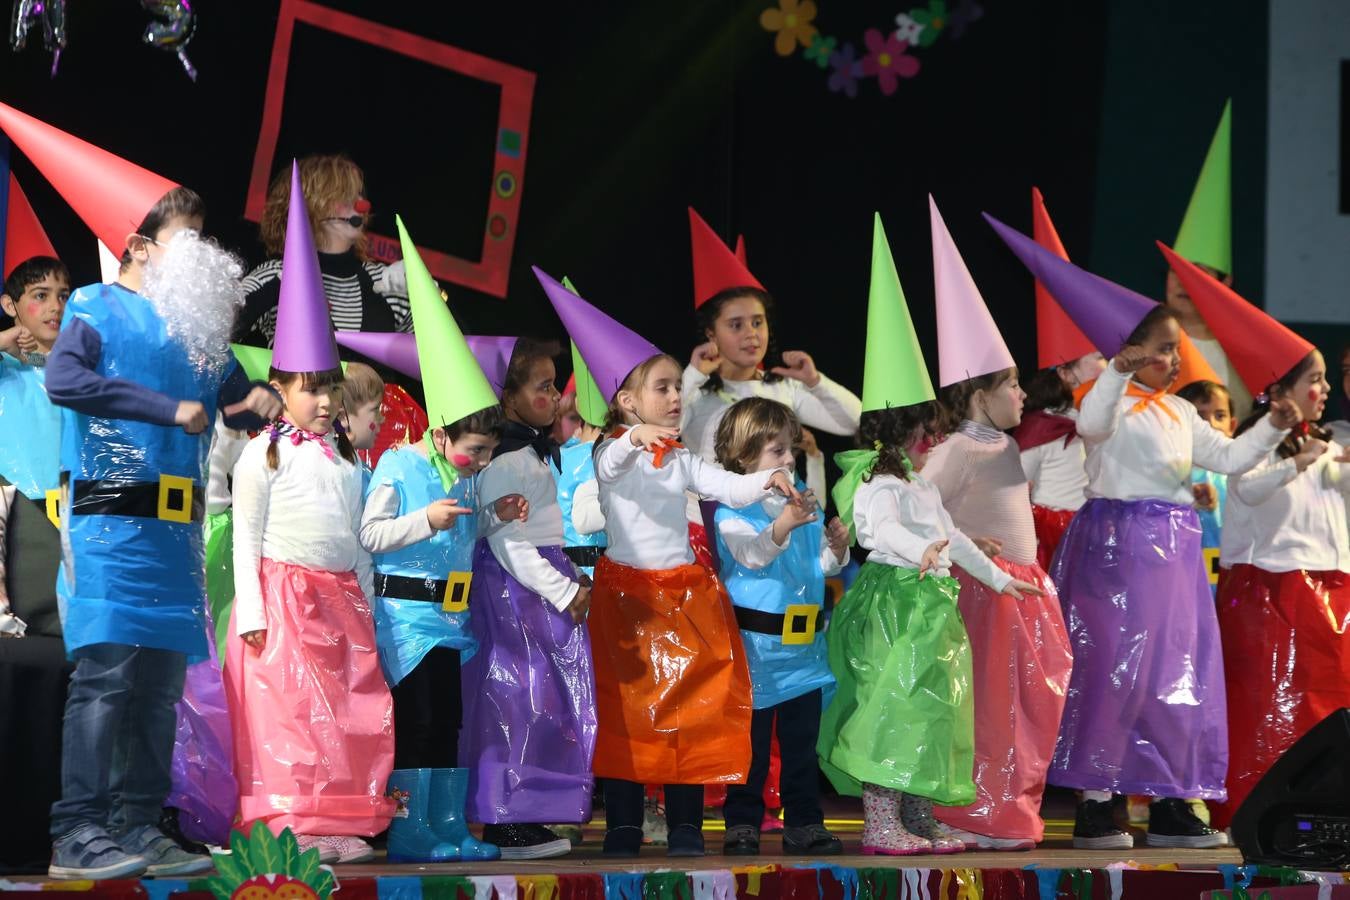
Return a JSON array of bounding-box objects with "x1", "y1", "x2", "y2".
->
[
  {"x1": 531, "y1": 396, "x2": 550, "y2": 410},
  {"x1": 369, "y1": 421, "x2": 379, "y2": 431},
  {"x1": 26, "y1": 302, "x2": 42, "y2": 315},
  {"x1": 451, "y1": 454, "x2": 473, "y2": 467}
]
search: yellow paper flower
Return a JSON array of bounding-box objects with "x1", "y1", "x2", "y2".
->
[{"x1": 760, "y1": 0, "x2": 819, "y2": 56}]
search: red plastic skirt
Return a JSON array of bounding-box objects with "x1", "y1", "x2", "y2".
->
[
  {"x1": 1031, "y1": 504, "x2": 1076, "y2": 572},
  {"x1": 1212, "y1": 565, "x2": 1350, "y2": 828}
]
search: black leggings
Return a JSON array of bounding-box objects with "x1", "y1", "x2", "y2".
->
[
  {"x1": 604, "y1": 779, "x2": 704, "y2": 831},
  {"x1": 391, "y1": 646, "x2": 461, "y2": 769}
]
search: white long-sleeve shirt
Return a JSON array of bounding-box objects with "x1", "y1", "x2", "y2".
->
[
  {"x1": 231, "y1": 432, "x2": 372, "y2": 636},
  {"x1": 680, "y1": 365, "x2": 862, "y2": 465},
  {"x1": 717, "y1": 494, "x2": 846, "y2": 576},
  {"x1": 1220, "y1": 441, "x2": 1350, "y2": 573},
  {"x1": 1078, "y1": 363, "x2": 1287, "y2": 503},
  {"x1": 1019, "y1": 408, "x2": 1089, "y2": 512},
  {"x1": 475, "y1": 447, "x2": 579, "y2": 612},
  {"x1": 206, "y1": 419, "x2": 251, "y2": 515},
  {"x1": 852, "y1": 472, "x2": 1012, "y2": 592},
  {"x1": 595, "y1": 434, "x2": 784, "y2": 570}
]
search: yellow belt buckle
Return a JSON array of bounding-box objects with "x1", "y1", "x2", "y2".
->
[
  {"x1": 781, "y1": 604, "x2": 818, "y2": 646},
  {"x1": 157, "y1": 474, "x2": 194, "y2": 523},
  {"x1": 443, "y1": 572, "x2": 472, "y2": 613},
  {"x1": 45, "y1": 488, "x2": 62, "y2": 529},
  {"x1": 1203, "y1": 547, "x2": 1222, "y2": 586}
]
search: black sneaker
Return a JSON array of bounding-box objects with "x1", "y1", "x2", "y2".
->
[
  {"x1": 666, "y1": 823, "x2": 705, "y2": 857},
  {"x1": 481, "y1": 823, "x2": 572, "y2": 860},
  {"x1": 1073, "y1": 799, "x2": 1133, "y2": 850},
  {"x1": 1146, "y1": 798, "x2": 1229, "y2": 849},
  {"x1": 722, "y1": 824, "x2": 760, "y2": 856},
  {"x1": 602, "y1": 826, "x2": 642, "y2": 858},
  {"x1": 783, "y1": 823, "x2": 844, "y2": 855}
]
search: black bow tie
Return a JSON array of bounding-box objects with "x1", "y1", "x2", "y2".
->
[{"x1": 497, "y1": 420, "x2": 561, "y2": 469}]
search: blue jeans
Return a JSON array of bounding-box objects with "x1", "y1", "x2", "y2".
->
[{"x1": 49, "y1": 643, "x2": 187, "y2": 838}]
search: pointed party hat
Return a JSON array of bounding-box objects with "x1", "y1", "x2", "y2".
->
[
  {"x1": 1173, "y1": 328, "x2": 1222, "y2": 388},
  {"x1": 862, "y1": 213, "x2": 935, "y2": 412},
  {"x1": 733, "y1": 234, "x2": 748, "y2": 265},
  {"x1": 561, "y1": 275, "x2": 608, "y2": 428},
  {"x1": 464, "y1": 335, "x2": 517, "y2": 395},
  {"x1": 97, "y1": 240, "x2": 120, "y2": 284},
  {"x1": 1158, "y1": 241, "x2": 1313, "y2": 393},
  {"x1": 930, "y1": 196, "x2": 1015, "y2": 387},
  {"x1": 1030, "y1": 188, "x2": 1097, "y2": 368},
  {"x1": 1174, "y1": 99, "x2": 1232, "y2": 275},
  {"x1": 3, "y1": 175, "x2": 57, "y2": 278},
  {"x1": 688, "y1": 206, "x2": 763, "y2": 308},
  {"x1": 231, "y1": 344, "x2": 275, "y2": 382},
  {"x1": 534, "y1": 266, "x2": 663, "y2": 401},
  {"x1": 985, "y1": 212, "x2": 1158, "y2": 358},
  {"x1": 0, "y1": 101, "x2": 178, "y2": 253},
  {"x1": 335, "y1": 331, "x2": 421, "y2": 380},
  {"x1": 272, "y1": 162, "x2": 340, "y2": 373},
  {"x1": 398, "y1": 216, "x2": 498, "y2": 426}
]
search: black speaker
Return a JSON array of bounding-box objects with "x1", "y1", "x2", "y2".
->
[{"x1": 1232, "y1": 708, "x2": 1350, "y2": 870}]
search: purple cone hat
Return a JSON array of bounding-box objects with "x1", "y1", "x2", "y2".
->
[
  {"x1": 333, "y1": 330, "x2": 518, "y2": 395},
  {"x1": 983, "y1": 212, "x2": 1157, "y2": 358},
  {"x1": 272, "y1": 161, "x2": 340, "y2": 373},
  {"x1": 532, "y1": 266, "x2": 663, "y2": 401}
]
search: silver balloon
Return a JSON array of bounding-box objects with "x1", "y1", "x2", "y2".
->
[{"x1": 141, "y1": 0, "x2": 196, "y2": 81}]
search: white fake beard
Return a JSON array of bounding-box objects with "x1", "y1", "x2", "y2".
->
[{"x1": 140, "y1": 229, "x2": 246, "y2": 376}]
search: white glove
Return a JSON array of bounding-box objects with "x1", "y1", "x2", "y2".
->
[{"x1": 377, "y1": 259, "x2": 408, "y2": 297}]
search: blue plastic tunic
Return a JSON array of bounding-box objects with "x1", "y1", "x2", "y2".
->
[
  {"x1": 714, "y1": 494, "x2": 835, "y2": 709},
  {"x1": 56, "y1": 283, "x2": 228, "y2": 660},
  {"x1": 1192, "y1": 467, "x2": 1228, "y2": 593},
  {"x1": 367, "y1": 447, "x2": 479, "y2": 685},
  {"x1": 555, "y1": 436, "x2": 606, "y2": 575},
  {"x1": 0, "y1": 353, "x2": 60, "y2": 501}
]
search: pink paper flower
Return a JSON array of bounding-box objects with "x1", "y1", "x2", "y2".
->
[{"x1": 861, "y1": 28, "x2": 920, "y2": 95}]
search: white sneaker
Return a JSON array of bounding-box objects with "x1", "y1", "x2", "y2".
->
[
  {"x1": 295, "y1": 834, "x2": 340, "y2": 864},
  {"x1": 945, "y1": 826, "x2": 1035, "y2": 852},
  {"x1": 642, "y1": 798, "x2": 668, "y2": 846},
  {"x1": 320, "y1": 836, "x2": 374, "y2": 864}
]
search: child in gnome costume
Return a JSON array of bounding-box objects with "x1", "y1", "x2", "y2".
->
[
  {"x1": 920, "y1": 198, "x2": 1071, "y2": 852},
  {"x1": 460, "y1": 309, "x2": 596, "y2": 860},
  {"x1": 1010, "y1": 189, "x2": 1104, "y2": 569},
  {"x1": 682, "y1": 208, "x2": 860, "y2": 500},
  {"x1": 0, "y1": 101, "x2": 281, "y2": 880},
  {"x1": 225, "y1": 164, "x2": 394, "y2": 865},
  {"x1": 356, "y1": 221, "x2": 525, "y2": 864},
  {"x1": 1161, "y1": 245, "x2": 1350, "y2": 830},
  {"x1": 819, "y1": 214, "x2": 1042, "y2": 857},
  {"x1": 536, "y1": 268, "x2": 799, "y2": 858},
  {"x1": 556, "y1": 333, "x2": 610, "y2": 578},
  {"x1": 987, "y1": 213, "x2": 1302, "y2": 850},
  {"x1": 0, "y1": 253, "x2": 69, "y2": 640},
  {"x1": 1176, "y1": 378, "x2": 1237, "y2": 592},
  {"x1": 712, "y1": 397, "x2": 849, "y2": 857}
]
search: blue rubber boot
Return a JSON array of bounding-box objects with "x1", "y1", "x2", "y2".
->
[
  {"x1": 387, "y1": 769, "x2": 461, "y2": 863},
  {"x1": 429, "y1": 768, "x2": 501, "y2": 860}
]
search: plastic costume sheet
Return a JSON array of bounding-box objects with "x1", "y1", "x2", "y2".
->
[
  {"x1": 360, "y1": 383, "x2": 429, "y2": 470},
  {"x1": 555, "y1": 436, "x2": 606, "y2": 575},
  {"x1": 168, "y1": 609, "x2": 238, "y2": 844},
  {"x1": 0, "y1": 353, "x2": 61, "y2": 500},
  {"x1": 1048, "y1": 497, "x2": 1228, "y2": 799},
  {"x1": 1031, "y1": 504, "x2": 1075, "y2": 572}
]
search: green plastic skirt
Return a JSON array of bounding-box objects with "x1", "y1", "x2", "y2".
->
[
  {"x1": 204, "y1": 510, "x2": 234, "y2": 659},
  {"x1": 817, "y1": 560, "x2": 976, "y2": 804}
]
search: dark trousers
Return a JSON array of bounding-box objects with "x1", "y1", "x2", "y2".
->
[
  {"x1": 391, "y1": 646, "x2": 461, "y2": 769},
  {"x1": 604, "y1": 779, "x2": 704, "y2": 831},
  {"x1": 724, "y1": 688, "x2": 824, "y2": 829}
]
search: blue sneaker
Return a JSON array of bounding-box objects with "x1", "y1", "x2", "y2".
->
[
  {"x1": 116, "y1": 824, "x2": 214, "y2": 876},
  {"x1": 49, "y1": 825, "x2": 148, "y2": 880}
]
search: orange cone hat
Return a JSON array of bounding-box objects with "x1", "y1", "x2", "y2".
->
[
  {"x1": 689, "y1": 206, "x2": 762, "y2": 308},
  {"x1": 0, "y1": 101, "x2": 178, "y2": 253},
  {"x1": 1159, "y1": 241, "x2": 1314, "y2": 394}
]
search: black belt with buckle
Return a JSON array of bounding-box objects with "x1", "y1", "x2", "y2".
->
[
  {"x1": 63, "y1": 473, "x2": 204, "y2": 523},
  {"x1": 563, "y1": 545, "x2": 604, "y2": 568},
  {"x1": 375, "y1": 572, "x2": 472, "y2": 611},
  {"x1": 734, "y1": 603, "x2": 824, "y2": 645}
]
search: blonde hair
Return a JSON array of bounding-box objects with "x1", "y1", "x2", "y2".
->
[
  {"x1": 714, "y1": 397, "x2": 802, "y2": 474},
  {"x1": 340, "y1": 362, "x2": 384, "y2": 410},
  {"x1": 602, "y1": 354, "x2": 682, "y2": 431},
  {"x1": 259, "y1": 155, "x2": 368, "y2": 258}
]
